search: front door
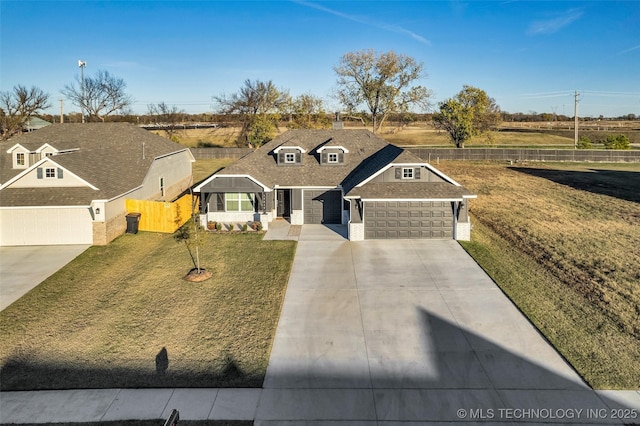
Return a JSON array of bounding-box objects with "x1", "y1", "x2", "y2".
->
[{"x1": 276, "y1": 189, "x2": 291, "y2": 218}]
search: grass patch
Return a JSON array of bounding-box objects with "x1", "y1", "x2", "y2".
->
[
  {"x1": 437, "y1": 161, "x2": 640, "y2": 389},
  {"x1": 192, "y1": 158, "x2": 236, "y2": 184},
  {"x1": 0, "y1": 232, "x2": 296, "y2": 391}
]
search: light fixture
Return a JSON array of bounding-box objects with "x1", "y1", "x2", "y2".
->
[{"x1": 95, "y1": 207, "x2": 100, "y2": 215}]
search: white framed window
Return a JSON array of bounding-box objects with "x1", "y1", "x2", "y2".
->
[
  {"x1": 284, "y1": 153, "x2": 296, "y2": 163},
  {"x1": 226, "y1": 193, "x2": 254, "y2": 212},
  {"x1": 402, "y1": 167, "x2": 414, "y2": 179},
  {"x1": 16, "y1": 152, "x2": 25, "y2": 166},
  {"x1": 45, "y1": 167, "x2": 56, "y2": 178},
  {"x1": 328, "y1": 153, "x2": 339, "y2": 163}
]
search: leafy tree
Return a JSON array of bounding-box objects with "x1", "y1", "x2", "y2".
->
[
  {"x1": 432, "y1": 85, "x2": 501, "y2": 148},
  {"x1": 61, "y1": 70, "x2": 133, "y2": 122},
  {"x1": 603, "y1": 134, "x2": 630, "y2": 150},
  {"x1": 213, "y1": 79, "x2": 288, "y2": 146},
  {"x1": 333, "y1": 49, "x2": 431, "y2": 133},
  {"x1": 247, "y1": 114, "x2": 277, "y2": 147},
  {"x1": 287, "y1": 93, "x2": 331, "y2": 129},
  {"x1": 0, "y1": 85, "x2": 51, "y2": 140},
  {"x1": 147, "y1": 102, "x2": 185, "y2": 140}
]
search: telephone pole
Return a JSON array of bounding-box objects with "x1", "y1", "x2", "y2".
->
[
  {"x1": 574, "y1": 91, "x2": 579, "y2": 149},
  {"x1": 59, "y1": 98, "x2": 64, "y2": 123}
]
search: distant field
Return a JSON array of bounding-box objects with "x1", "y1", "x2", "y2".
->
[
  {"x1": 437, "y1": 161, "x2": 640, "y2": 389},
  {"x1": 151, "y1": 121, "x2": 639, "y2": 148}
]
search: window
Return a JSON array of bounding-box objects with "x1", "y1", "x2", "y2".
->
[
  {"x1": 45, "y1": 168, "x2": 56, "y2": 178},
  {"x1": 160, "y1": 177, "x2": 165, "y2": 197},
  {"x1": 402, "y1": 167, "x2": 414, "y2": 179},
  {"x1": 284, "y1": 153, "x2": 296, "y2": 163},
  {"x1": 226, "y1": 193, "x2": 254, "y2": 212},
  {"x1": 328, "y1": 153, "x2": 339, "y2": 163},
  {"x1": 16, "y1": 153, "x2": 25, "y2": 166}
]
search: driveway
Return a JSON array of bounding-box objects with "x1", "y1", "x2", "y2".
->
[
  {"x1": 258, "y1": 225, "x2": 631, "y2": 423},
  {"x1": 0, "y1": 245, "x2": 90, "y2": 311}
]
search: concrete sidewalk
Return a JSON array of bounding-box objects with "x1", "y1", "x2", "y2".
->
[{"x1": 2, "y1": 226, "x2": 639, "y2": 424}]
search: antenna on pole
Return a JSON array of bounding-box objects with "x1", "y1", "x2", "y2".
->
[
  {"x1": 78, "y1": 60, "x2": 87, "y2": 123},
  {"x1": 574, "y1": 91, "x2": 580, "y2": 149}
]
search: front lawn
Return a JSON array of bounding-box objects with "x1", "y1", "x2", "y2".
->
[{"x1": 0, "y1": 231, "x2": 296, "y2": 391}]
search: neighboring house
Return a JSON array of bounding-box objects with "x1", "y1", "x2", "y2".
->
[
  {"x1": 194, "y1": 125, "x2": 476, "y2": 241},
  {"x1": 0, "y1": 123, "x2": 194, "y2": 246},
  {"x1": 24, "y1": 117, "x2": 52, "y2": 132}
]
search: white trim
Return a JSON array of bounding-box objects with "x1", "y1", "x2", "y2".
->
[
  {"x1": 0, "y1": 157, "x2": 99, "y2": 190},
  {"x1": 316, "y1": 145, "x2": 349, "y2": 153},
  {"x1": 35, "y1": 143, "x2": 59, "y2": 154},
  {"x1": 0, "y1": 204, "x2": 91, "y2": 210},
  {"x1": 5, "y1": 143, "x2": 27, "y2": 154},
  {"x1": 401, "y1": 167, "x2": 414, "y2": 179},
  {"x1": 284, "y1": 152, "x2": 296, "y2": 163},
  {"x1": 355, "y1": 163, "x2": 462, "y2": 188},
  {"x1": 360, "y1": 198, "x2": 465, "y2": 202},
  {"x1": 327, "y1": 153, "x2": 339, "y2": 163},
  {"x1": 194, "y1": 174, "x2": 271, "y2": 192},
  {"x1": 273, "y1": 145, "x2": 307, "y2": 154}
]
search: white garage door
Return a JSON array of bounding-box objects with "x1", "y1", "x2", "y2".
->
[{"x1": 0, "y1": 207, "x2": 93, "y2": 246}]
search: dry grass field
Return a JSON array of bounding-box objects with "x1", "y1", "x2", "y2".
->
[{"x1": 436, "y1": 161, "x2": 640, "y2": 389}]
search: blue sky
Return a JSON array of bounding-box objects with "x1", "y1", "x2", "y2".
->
[{"x1": 1, "y1": 1, "x2": 639, "y2": 117}]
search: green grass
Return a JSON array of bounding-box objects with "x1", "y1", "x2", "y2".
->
[
  {"x1": 437, "y1": 161, "x2": 640, "y2": 389},
  {"x1": 192, "y1": 158, "x2": 236, "y2": 184},
  {"x1": 0, "y1": 231, "x2": 296, "y2": 391}
]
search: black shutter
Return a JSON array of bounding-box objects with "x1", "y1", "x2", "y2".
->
[
  {"x1": 295, "y1": 152, "x2": 301, "y2": 163},
  {"x1": 395, "y1": 168, "x2": 401, "y2": 179},
  {"x1": 58, "y1": 168, "x2": 64, "y2": 179},
  {"x1": 338, "y1": 153, "x2": 344, "y2": 163},
  {"x1": 414, "y1": 168, "x2": 420, "y2": 179},
  {"x1": 321, "y1": 152, "x2": 328, "y2": 164},
  {"x1": 37, "y1": 168, "x2": 43, "y2": 179},
  {"x1": 278, "y1": 152, "x2": 285, "y2": 164}
]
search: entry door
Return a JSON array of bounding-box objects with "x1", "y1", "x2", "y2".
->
[{"x1": 277, "y1": 189, "x2": 291, "y2": 217}]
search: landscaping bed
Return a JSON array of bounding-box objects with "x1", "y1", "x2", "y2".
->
[
  {"x1": 0, "y1": 232, "x2": 296, "y2": 391},
  {"x1": 437, "y1": 161, "x2": 640, "y2": 389}
]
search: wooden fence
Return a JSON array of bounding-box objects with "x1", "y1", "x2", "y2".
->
[{"x1": 126, "y1": 193, "x2": 195, "y2": 233}]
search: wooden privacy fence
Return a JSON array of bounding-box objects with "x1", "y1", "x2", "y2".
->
[{"x1": 126, "y1": 193, "x2": 195, "y2": 233}]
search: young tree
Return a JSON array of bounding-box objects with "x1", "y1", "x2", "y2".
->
[
  {"x1": 287, "y1": 93, "x2": 331, "y2": 129},
  {"x1": 147, "y1": 102, "x2": 185, "y2": 140},
  {"x1": 213, "y1": 79, "x2": 288, "y2": 146},
  {"x1": 603, "y1": 134, "x2": 631, "y2": 150},
  {"x1": 432, "y1": 85, "x2": 501, "y2": 148},
  {"x1": 61, "y1": 70, "x2": 133, "y2": 122},
  {"x1": 333, "y1": 49, "x2": 431, "y2": 133},
  {"x1": 0, "y1": 85, "x2": 51, "y2": 140}
]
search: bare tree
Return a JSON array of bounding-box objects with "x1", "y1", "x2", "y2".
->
[
  {"x1": 213, "y1": 79, "x2": 289, "y2": 146},
  {"x1": 147, "y1": 102, "x2": 185, "y2": 140},
  {"x1": 0, "y1": 85, "x2": 51, "y2": 140},
  {"x1": 61, "y1": 70, "x2": 133, "y2": 122},
  {"x1": 333, "y1": 49, "x2": 431, "y2": 133}
]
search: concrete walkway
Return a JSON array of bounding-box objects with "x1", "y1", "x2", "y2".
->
[{"x1": 1, "y1": 226, "x2": 639, "y2": 424}]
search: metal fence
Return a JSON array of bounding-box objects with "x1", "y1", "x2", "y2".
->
[{"x1": 189, "y1": 147, "x2": 640, "y2": 163}]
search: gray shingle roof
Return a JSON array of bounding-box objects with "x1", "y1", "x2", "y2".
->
[
  {"x1": 0, "y1": 123, "x2": 190, "y2": 207},
  {"x1": 219, "y1": 129, "x2": 425, "y2": 189}
]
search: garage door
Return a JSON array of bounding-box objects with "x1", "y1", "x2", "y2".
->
[
  {"x1": 0, "y1": 207, "x2": 93, "y2": 246},
  {"x1": 364, "y1": 201, "x2": 453, "y2": 239},
  {"x1": 303, "y1": 190, "x2": 342, "y2": 224}
]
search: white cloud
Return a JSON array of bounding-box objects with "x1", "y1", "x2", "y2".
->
[
  {"x1": 527, "y1": 8, "x2": 584, "y2": 35},
  {"x1": 615, "y1": 44, "x2": 640, "y2": 56}
]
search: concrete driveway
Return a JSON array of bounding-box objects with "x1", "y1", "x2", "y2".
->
[
  {"x1": 0, "y1": 245, "x2": 90, "y2": 311},
  {"x1": 258, "y1": 225, "x2": 634, "y2": 423}
]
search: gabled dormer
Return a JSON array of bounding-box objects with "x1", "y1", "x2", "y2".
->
[
  {"x1": 273, "y1": 145, "x2": 306, "y2": 166},
  {"x1": 35, "y1": 143, "x2": 59, "y2": 158},
  {"x1": 6, "y1": 144, "x2": 30, "y2": 169},
  {"x1": 317, "y1": 145, "x2": 349, "y2": 165}
]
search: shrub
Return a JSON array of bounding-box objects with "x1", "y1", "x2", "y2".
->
[
  {"x1": 242, "y1": 224, "x2": 248, "y2": 232},
  {"x1": 215, "y1": 222, "x2": 222, "y2": 231},
  {"x1": 577, "y1": 136, "x2": 592, "y2": 149},
  {"x1": 603, "y1": 134, "x2": 631, "y2": 150},
  {"x1": 228, "y1": 223, "x2": 234, "y2": 231}
]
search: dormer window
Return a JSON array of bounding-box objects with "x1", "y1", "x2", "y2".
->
[
  {"x1": 317, "y1": 145, "x2": 348, "y2": 165},
  {"x1": 328, "y1": 153, "x2": 339, "y2": 163},
  {"x1": 402, "y1": 168, "x2": 414, "y2": 179},
  {"x1": 16, "y1": 153, "x2": 25, "y2": 166},
  {"x1": 285, "y1": 153, "x2": 296, "y2": 163},
  {"x1": 274, "y1": 145, "x2": 305, "y2": 165}
]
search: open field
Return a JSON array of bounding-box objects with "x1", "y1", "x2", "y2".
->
[
  {"x1": 153, "y1": 121, "x2": 640, "y2": 148},
  {"x1": 436, "y1": 161, "x2": 640, "y2": 389},
  {"x1": 0, "y1": 231, "x2": 296, "y2": 390}
]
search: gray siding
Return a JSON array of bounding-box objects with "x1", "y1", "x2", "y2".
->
[
  {"x1": 200, "y1": 176, "x2": 263, "y2": 193},
  {"x1": 370, "y1": 166, "x2": 446, "y2": 183}
]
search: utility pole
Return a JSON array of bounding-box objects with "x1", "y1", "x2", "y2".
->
[
  {"x1": 574, "y1": 91, "x2": 580, "y2": 149},
  {"x1": 59, "y1": 98, "x2": 64, "y2": 123},
  {"x1": 78, "y1": 60, "x2": 86, "y2": 123}
]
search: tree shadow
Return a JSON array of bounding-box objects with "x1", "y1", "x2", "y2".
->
[{"x1": 510, "y1": 167, "x2": 640, "y2": 204}]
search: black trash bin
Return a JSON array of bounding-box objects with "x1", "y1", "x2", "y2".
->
[{"x1": 125, "y1": 212, "x2": 142, "y2": 234}]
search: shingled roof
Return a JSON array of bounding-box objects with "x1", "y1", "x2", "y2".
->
[
  {"x1": 217, "y1": 129, "x2": 425, "y2": 189},
  {"x1": 0, "y1": 123, "x2": 191, "y2": 206}
]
